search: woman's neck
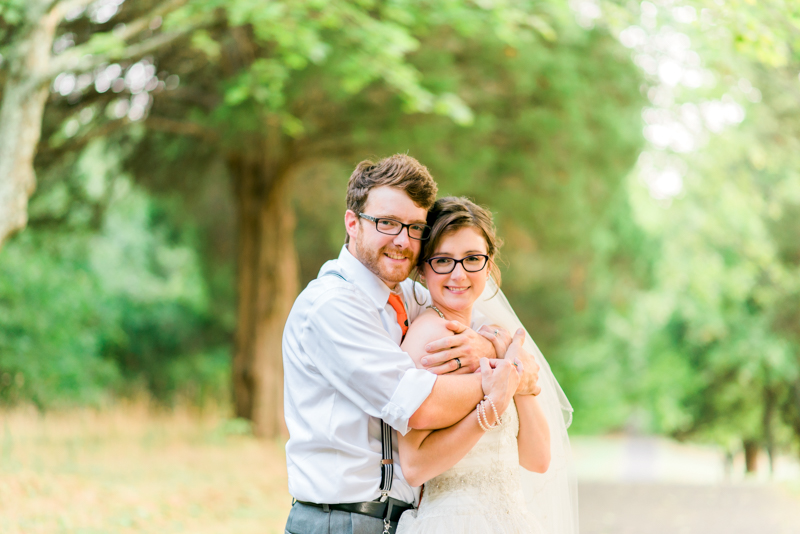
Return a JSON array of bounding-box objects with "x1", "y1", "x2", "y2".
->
[{"x1": 430, "y1": 301, "x2": 472, "y2": 327}]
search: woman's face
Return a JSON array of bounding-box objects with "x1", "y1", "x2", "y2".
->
[{"x1": 423, "y1": 226, "x2": 491, "y2": 312}]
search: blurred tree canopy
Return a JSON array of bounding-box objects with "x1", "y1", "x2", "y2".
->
[
  {"x1": 563, "y1": 0, "x2": 800, "y2": 467},
  {"x1": 1, "y1": 0, "x2": 646, "y2": 437},
  {"x1": 1, "y1": 0, "x2": 799, "y2": 465}
]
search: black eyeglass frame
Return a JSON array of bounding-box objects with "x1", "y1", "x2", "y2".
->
[
  {"x1": 358, "y1": 213, "x2": 432, "y2": 240},
  {"x1": 425, "y1": 254, "x2": 491, "y2": 275}
]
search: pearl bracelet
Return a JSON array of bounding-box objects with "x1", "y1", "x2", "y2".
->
[
  {"x1": 476, "y1": 402, "x2": 489, "y2": 431},
  {"x1": 484, "y1": 395, "x2": 501, "y2": 424},
  {"x1": 476, "y1": 397, "x2": 501, "y2": 432}
]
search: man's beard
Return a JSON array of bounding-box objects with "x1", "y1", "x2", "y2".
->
[{"x1": 355, "y1": 232, "x2": 416, "y2": 285}]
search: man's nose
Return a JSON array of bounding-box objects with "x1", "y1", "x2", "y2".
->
[{"x1": 392, "y1": 226, "x2": 412, "y2": 248}]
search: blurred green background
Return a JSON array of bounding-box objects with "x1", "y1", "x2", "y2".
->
[{"x1": 1, "y1": 0, "x2": 799, "y2": 470}]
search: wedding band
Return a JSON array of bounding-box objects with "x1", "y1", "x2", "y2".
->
[
  {"x1": 493, "y1": 329, "x2": 499, "y2": 337},
  {"x1": 512, "y1": 362, "x2": 519, "y2": 368},
  {"x1": 455, "y1": 357, "x2": 462, "y2": 370}
]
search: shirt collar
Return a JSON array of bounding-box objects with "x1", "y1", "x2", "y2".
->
[{"x1": 319, "y1": 245, "x2": 395, "y2": 310}]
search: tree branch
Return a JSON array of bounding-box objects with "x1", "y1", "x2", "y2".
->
[
  {"x1": 48, "y1": 0, "x2": 96, "y2": 19},
  {"x1": 40, "y1": 25, "x2": 195, "y2": 87},
  {"x1": 33, "y1": 0, "x2": 204, "y2": 89},
  {"x1": 37, "y1": 117, "x2": 130, "y2": 160},
  {"x1": 97, "y1": 0, "x2": 188, "y2": 44},
  {"x1": 144, "y1": 115, "x2": 217, "y2": 142}
]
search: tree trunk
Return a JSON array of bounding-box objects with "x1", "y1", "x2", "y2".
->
[
  {"x1": 0, "y1": 3, "x2": 59, "y2": 248},
  {"x1": 763, "y1": 384, "x2": 776, "y2": 476},
  {"x1": 229, "y1": 148, "x2": 298, "y2": 438},
  {"x1": 743, "y1": 439, "x2": 759, "y2": 474}
]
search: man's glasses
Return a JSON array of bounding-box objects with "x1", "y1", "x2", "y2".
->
[
  {"x1": 425, "y1": 254, "x2": 490, "y2": 274},
  {"x1": 358, "y1": 213, "x2": 431, "y2": 240}
]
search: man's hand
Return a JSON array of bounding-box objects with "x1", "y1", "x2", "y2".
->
[{"x1": 421, "y1": 320, "x2": 495, "y2": 374}]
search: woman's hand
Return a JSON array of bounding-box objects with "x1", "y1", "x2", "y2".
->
[
  {"x1": 478, "y1": 325, "x2": 512, "y2": 358},
  {"x1": 479, "y1": 356, "x2": 520, "y2": 418},
  {"x1": 504, "y1": 329, "x2": 541, "y2": 396}
]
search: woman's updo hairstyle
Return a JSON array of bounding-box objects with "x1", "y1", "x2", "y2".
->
[{"x1": 418, "y1": 196, "x2": 503, "y2": 287}]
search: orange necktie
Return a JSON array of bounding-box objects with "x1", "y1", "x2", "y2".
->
[{"x1": 387, "y1": 293, "x2": 409, "y2": 338}]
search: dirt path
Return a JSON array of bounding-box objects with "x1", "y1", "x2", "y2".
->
[{"x1": 579, "y1": 482, "x2": 800, "y2": 534}]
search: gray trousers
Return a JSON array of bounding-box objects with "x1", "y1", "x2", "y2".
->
[{"x1": 285, "y1": 502, "x2": 398, "y2": 534}]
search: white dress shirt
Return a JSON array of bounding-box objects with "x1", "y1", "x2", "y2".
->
[{"x1": 283, "y1": 246, "x2": 436, "y2": 505}]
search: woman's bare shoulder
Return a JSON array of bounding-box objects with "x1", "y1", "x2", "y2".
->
[{"x1": 401, "y1": 310, "x2": 453, "y2": 369}]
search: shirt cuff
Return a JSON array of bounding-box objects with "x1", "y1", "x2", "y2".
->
[{"x1": 381, "y1": 368, "x2": 437, "y2": 436}]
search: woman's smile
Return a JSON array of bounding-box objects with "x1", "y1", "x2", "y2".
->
[{"x1": 444, "y1": 285, "x2": 470, "y2": 294}]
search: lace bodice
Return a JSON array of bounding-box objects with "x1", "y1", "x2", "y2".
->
[
  {"x1": 424, "y1": 398, "x2": 523, "y2": 504},
  {"x1": 397, "y1": 399, "x2": 545, "y2": 533}
]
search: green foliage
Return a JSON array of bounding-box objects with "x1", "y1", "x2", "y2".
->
[
  {"x1": 575, "y1": 1, "x2": 800, "y2": 453},
  {"x1": 6, "y1": 0, "x2": 800, "y2": 461},
  {"x1": 0, "y1": 0, "x2": 25, "y2": 27},
  {"x1": 0, "y1": 138, "x2": 231, "y2": 409},
  {"x1": 0, "y1": 232, "x2": 121, "y2": 408}
]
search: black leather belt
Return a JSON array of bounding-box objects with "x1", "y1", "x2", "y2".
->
[{"x1": 295, "y1": 498, "x2": 413, "y2": 523}]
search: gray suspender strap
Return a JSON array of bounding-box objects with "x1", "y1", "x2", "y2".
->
[
  {"x1": 379, "y1": 420, "x2": 393, "y2": 498},
  {"x1": 323, "y1": 271, "x2": 394, "y2": 499}
]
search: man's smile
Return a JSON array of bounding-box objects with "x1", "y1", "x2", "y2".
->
[{"x1": 384, "y1": 251, "x2": 410, "y2": 262}]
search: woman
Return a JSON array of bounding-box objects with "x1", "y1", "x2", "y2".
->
[{"x1": 396, "y1": 197, "x2": 577, "y2": 534}]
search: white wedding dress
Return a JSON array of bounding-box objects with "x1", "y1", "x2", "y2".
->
[{"x1": 396, "y1": 399, "x2": 546, "y2": 534}]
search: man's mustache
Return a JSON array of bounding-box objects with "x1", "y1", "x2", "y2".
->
[{"x1": 380, "y1": 247, "x2": 415, "y2": 260}]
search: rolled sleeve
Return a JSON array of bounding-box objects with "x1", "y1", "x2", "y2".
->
[
  {"x1": 381, "y1": 368, "x2": 437, "y2": 435},
  {"x1": 306, "y1": 287, "x2": 435, "y2": 434}
]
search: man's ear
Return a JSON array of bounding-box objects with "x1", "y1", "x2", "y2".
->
[{"x1": 344, "y1": 210, "x2": 359, "y2": 243}]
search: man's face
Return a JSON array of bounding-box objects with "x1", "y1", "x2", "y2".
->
[{"x1": 346, "y1": 186, "x2": 428, "y2": 288}]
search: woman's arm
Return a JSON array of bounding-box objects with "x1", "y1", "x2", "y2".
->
[
  {"x1": 398, "y1": 320, "x2": 524, "y2": 486},
  {"x1": 514, "y1": 394, "x2": 550, "y2": 472},
  {"x1": 477, "y1": 328, "x2": 550, "y2": 472},
  {"x1": 399, "y1": 358, "x2": 518, "y2": 487},
  {"x1": 404, "y1": 314, "x2": 484, "y2": 430},
  {"x1": 399, "y1": 410, "x2": 484, "y2": 488},
  {"x1": 401, "y1": 311, "x2": 453, "y2": 369}
]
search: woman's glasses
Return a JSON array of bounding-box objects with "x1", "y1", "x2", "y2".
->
[{"x1": 425, "y1": 254, "x2": 489, "y2": 274}]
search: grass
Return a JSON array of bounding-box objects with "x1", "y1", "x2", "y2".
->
[{"x1": 0, "y1": 404, "x2": 293, "y2": 534}]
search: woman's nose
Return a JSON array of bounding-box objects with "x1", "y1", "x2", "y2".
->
[{"x1": 449, "y1": 263, "x2": 467, "y2": 280}]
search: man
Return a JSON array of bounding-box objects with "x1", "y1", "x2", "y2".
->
[{"x1": 283, "y1": 155, "x2": 539, "y2": 533}]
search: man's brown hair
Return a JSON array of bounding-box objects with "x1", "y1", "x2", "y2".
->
[{"x1": 345, "y1": 154, "x2": 438, "y2": 243}]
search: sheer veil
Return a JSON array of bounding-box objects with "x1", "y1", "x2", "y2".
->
[{"x1": 473, "y1": 277, "x2": 579, "y2": 534}]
